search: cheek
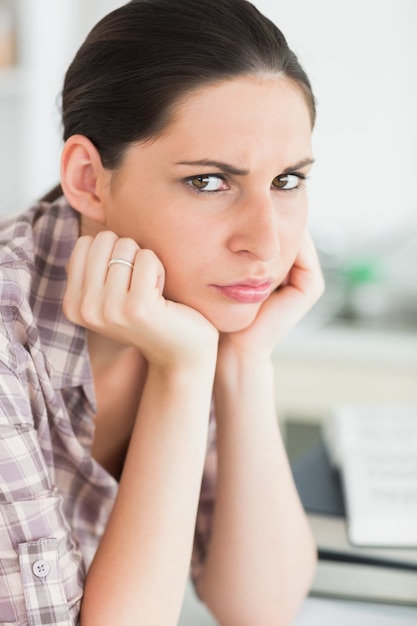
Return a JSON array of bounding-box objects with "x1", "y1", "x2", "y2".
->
[
  {"x1": 150, "y1": 220, "x2": 213, "y2": 281},
  {"x1": 158, "y1": 237, "x2": 218, "y2": 310},
  {"x1": 280, "y1": 212, "x2": 308, "y2": 262},
  {"x1": 148, "y1": 240, "x2": 198, "y2": 302}
]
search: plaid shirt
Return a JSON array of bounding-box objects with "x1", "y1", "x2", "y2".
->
[{"x1": 0, "y1": 197, "x2": 216, "y2": 625}]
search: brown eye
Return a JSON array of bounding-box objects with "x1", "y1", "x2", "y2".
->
[
  {"x1": 191, "y1": 176, "x2": 209, "y2": 189},
  {"x1": 186, "y1": 175, "x2": 225, "y2": 192},
  {"x1": 272, "y1": 174, "x2": 301, "y2": 190}
]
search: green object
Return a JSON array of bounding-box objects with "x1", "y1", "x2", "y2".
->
[{"x1": 343, "y1": 260, "x2": 382, "y2": 285}]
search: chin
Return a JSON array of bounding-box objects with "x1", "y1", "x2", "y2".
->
[{"x1": 205, "y1": 306, "x2": 260, "y2": 334}]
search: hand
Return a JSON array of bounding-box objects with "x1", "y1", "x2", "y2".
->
[
  {"x1": 218, "y1": 231, "x2": 325, "y2": 361},
  {"x1": 63, "y1": 232, "x2": 219, "y2": 370}
]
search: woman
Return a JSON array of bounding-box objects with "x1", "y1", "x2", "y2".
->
[{"x1": 0, "y1": 0, "x2": 324, "y2": 624}]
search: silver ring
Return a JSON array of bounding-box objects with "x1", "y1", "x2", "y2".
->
[{"x1": 108, "y1": 258, "x2": 134, "y2": 271}]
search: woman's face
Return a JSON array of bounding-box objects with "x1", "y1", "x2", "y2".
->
[{"x1": 103, "y1": 75, "x2": 313, "y2": 332}]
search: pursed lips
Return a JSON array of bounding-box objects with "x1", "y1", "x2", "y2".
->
[{"x1": 211, "y1": 278, "x2": 275, "y2": 304}]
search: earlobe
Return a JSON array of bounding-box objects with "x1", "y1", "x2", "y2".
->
[{"x1": 60, "y1": 135, "x2": 108, "y2": 224}]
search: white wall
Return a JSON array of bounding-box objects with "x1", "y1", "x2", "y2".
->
[
  {"x1": 15, "y1": 0, "x2": 79, "y2": 205},
  {"x1": 2, "y1": 0, "x2": 416, "y2": 241},
  {"x1": 255, "y1": 0, "x2": 417, "y2": 239}
]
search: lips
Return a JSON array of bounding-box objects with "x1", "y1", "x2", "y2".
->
[{"x1": 212, "y1": 279, "x2": 274, "y2": 304}]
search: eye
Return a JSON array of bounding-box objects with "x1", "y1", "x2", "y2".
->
[
  {"x1": 272, "y1": 173, "x2": 306, "y2": 190},
  {"x1": 185, "y1": 175, "x2": 226, "y2": 193}
]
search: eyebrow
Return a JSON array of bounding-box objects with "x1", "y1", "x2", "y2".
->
[
  {"x1": 174, "y1": 159, "x2": 249, "y2": 176},
  {"x1": 174, "y1": 157, "x2": 315, "y2": 176},
  {"x1": 280, "y1": 158, "x2": 315, "y2": 174}
]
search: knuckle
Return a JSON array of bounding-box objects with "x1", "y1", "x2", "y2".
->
[
  {"x1": 102, "y1": 300, "x2": 125, "y2": 327},
  {"x1": 96, "y1": 230, "x2": 118, "y2": 246},
  {"x1": 124, "y1": 297, "x2": 148, "y2": 324},
  {"x1": 136, "y1": 248, "x2": 155, "y2": 263},
  {"x1": 113, "y1": 237, "x2": 140, "y2": 259},
  {"x1": 62, "y1": 292, "x2": 77, "y2": 322},
  {"x1": 79, "y1": 296, "x2": 101, "y2": 328},
  {"x1": 118, "y1": 236, "x2": 139, "y2": 248},
  {"x1": 136, "y1": 248, "x2": 164, "y2": 273}
]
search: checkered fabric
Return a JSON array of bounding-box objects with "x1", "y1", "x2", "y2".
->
[{"x1": 0, "y1": 197, "x2": 216, "y2": 624}]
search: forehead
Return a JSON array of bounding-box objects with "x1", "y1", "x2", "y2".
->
[
  {"x1": 157, "y1": 75, "x2": 313, "y2": 165},
  {"x1": 116, "y1": 74, "x2": 313, "y2": 179},
  {"x1": 172, "y1": 74, "x2": 313, "y2": 127}
]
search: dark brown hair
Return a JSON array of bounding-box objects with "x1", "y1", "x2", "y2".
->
[{"x1": 61, "y1": 0, "x2": 315, "y2": 170}]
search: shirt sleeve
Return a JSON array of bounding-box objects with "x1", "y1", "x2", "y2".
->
[
  {"x1": 0, "y1": 354, "x2": 84, "y2": 625},
  {"x1": 190, "y1": 407, "x2": 217, "y2": 593}
]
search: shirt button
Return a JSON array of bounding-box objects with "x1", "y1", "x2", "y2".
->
[{"x1": 32, "y1": 560, "x2": 50, "y2": 578}]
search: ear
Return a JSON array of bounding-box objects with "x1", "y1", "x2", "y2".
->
[{"x1": 60, "y1": 135, "x2": 110, "y2": 225}]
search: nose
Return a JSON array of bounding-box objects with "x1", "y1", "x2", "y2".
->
[{"x1": 227, "y1": 193, "x2": 280, "y2": 262}]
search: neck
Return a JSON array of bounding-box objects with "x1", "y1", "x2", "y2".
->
[{"x1": 80, "y1": 215, "x2": 107, "y2": 237}]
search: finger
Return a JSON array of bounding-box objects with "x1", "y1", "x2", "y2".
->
[
  {"x1": 286, "y1": 231, "x2": 325, "y2": 299},
  {"x1": 129, "y1": 248, "x2": 166, "y2": 302},
  {"x1": 105, "y1": 248, "x2": 166, "y2": 336},
  {"x1": 84, "y1": 230, "x2": 119, "y2": 289},
  {"x1": 106, "y1": 237, "x2": 140, "y2": 293},
  {"x1": 63, "y1": 236, "x2": 94, "y2": 322},
  {"x1": 67, "y1": 231, "x2": 119, "y2": 329},
  {"x1": 294, "y1": 231, "x2": 321, "y2": 271},
  {"x1": 257, "y1": 233, "x2": 324, "y2": 338},
  {"x1": 66, "y1": 235, "x2": 93, "y2": 290}
]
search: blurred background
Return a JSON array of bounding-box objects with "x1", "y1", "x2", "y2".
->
[{"x1": 0, "y1": 0, "x2": 416, "y2": 419}]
